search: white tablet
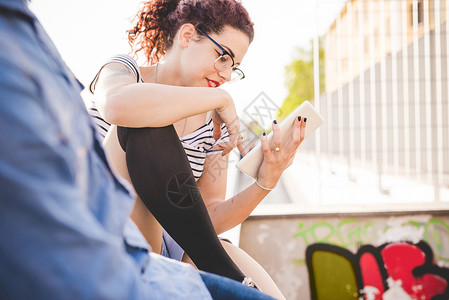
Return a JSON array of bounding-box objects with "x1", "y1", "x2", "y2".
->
[{"x1": 236, "y1": 100, "x2": 324, "y2": 180}]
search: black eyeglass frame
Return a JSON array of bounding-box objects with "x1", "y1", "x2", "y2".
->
[{"x1": 195, "y1": 27, "x2": 245, "y2": 81}]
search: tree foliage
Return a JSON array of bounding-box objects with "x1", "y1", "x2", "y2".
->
[{"x1": 277, "y1": 40, "x2": 325, "y2": 121}]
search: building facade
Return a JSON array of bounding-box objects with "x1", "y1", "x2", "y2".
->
[{"x1": 310, "y1": 0, "x2": 449, "y2": 201}]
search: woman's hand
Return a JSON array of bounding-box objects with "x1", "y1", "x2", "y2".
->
[
  {"x1": 256, "y1": 116, "x2": 307, "y2": 189},
  {"x1": 210, "y1": 90, "x2": 246, "y2": 156}
]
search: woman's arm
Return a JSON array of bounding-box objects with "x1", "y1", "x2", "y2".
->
[
  {"x1": 94, "y1": 62, "x2": 235, "y2": 128},
  {"x1": 198, "y1": 117, "x2": 306, "y2": 235},
  {"x1": 94, "y1": 62, "x2": 241, "y2": 152},
  {"x1": 198, "y1": 154, "x2": 270, "y2": 235}
]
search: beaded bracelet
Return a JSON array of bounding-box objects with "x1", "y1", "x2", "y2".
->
[{"x1": 255, "y1": 178, "x2": 275, "y2": 191}]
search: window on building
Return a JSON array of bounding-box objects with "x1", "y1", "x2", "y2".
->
[
  {"x1": 410, "y1": 0, "x2": 424, "y2": 26},
  {"x1": 364, "y1": 36, "x2": 369, "y2": 55}
]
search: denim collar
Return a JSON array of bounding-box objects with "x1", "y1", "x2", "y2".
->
[{"x1": 0, "y1": 0, "x2": 35, "y2": 21}]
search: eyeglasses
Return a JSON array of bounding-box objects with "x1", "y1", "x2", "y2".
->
[{"x1": 196, "y1": 27, "x2": 245, "y2": 83}]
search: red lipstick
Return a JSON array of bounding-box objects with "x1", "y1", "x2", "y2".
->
[{"x1": 207, "y1": 78, "x2": 221, "y2": 88}]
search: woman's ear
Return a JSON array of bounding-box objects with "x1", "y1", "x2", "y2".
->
[{"x1": 177, "y1": 23, "x2": 196, "y2": 48}]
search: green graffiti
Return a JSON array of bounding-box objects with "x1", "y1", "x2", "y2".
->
[
  {"x1": 336, "y1": 218, "x2": 363, "y2": 248},
  {"x1": 293, "y1": 217, "x2": 449, "y2": 263},
  {"x1": 294, "y1": 221, "x2": 335, "y2": 245},
  {"x1": 294, "y1": 219, "x2": 373, "y2": 248},
  {"x1": 408, "y1": 220, "x2": 424, "y2": 228},
  {"x1": 363, "y1": 222, "x2": 375, "y2": 242},
  {"x1": 432, "y1": 230, "x2": 442, "y2": 252},
  {"x1": 424, "y1": 218, "x2": 449, "y2": 262},
  {"x1": 293, "y1": 258, "x2": 305, "y2": 265}
]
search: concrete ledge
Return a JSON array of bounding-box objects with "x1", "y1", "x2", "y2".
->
[{"x1": 248, "y1": 202, "x2": 449, "y2": 219}]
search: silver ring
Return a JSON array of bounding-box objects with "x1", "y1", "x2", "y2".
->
[{"x1": 274, "y1": 144, "x2": 283, "y2": 152}]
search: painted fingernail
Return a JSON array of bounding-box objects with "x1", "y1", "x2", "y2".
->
[
  {"x1": 298, "y1": 116, "x2": 301, "y2": 122},
  {"x1": 273, "y1": 120, "x2": 277, "y2": 124},
  {"x1": 304, "y1": 117, "x2": 307, "y2": 122},
  {"x1": 263, "y1": 132, "x2": 266, "y2": 136}
]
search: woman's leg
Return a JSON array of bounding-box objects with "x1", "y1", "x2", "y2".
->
[
  {"x1": 220, "y1": 241, "x2": 286, "y2": 300},
  {"x1": 182, "y1": 240, "x2": 286, "y2": 300},
  {"x1": 129, "y1": 197, "x2": 163, "y2": 254},
  {"x1": 117, "y1": 125, "x2": 245, "y2": 282}
]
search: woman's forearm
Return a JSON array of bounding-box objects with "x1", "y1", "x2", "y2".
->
[
  {"x1": 97, "y1": 82, "x2": 230, "y2": 128},
  {"x1": 207, "y1": 183, "x2": 270, "y2": 235}
]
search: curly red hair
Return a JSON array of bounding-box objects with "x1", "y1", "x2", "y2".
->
[{"x1": 128, "y1": 0, "x2": 254, "y2": 64}]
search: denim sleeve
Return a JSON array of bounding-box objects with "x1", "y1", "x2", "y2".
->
[{"x1": 0, "y1": 58, "x2": 152, "y2": 300}]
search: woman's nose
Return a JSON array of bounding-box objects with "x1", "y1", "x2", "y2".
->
[{"x1": 218, "y1": 68, "x2": 233, "y2": 82}]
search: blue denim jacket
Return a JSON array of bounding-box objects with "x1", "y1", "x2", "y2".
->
[{"x1": 0, "y1": 0, "x2": 211, "y2": 298}]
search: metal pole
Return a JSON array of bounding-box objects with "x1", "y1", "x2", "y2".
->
[
  {"x1": 402, "y1": 0, "x2": 411, "y2": 177},
  {"x1": 313, "y1": 0, "x2": 322, "y2": 204},
  {"x1": 412, "y1": 0, "x2": 422, "y2": 179}
]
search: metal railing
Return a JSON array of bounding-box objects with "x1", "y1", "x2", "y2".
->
[{"x1": 307, "y1": 0, "x2": 449, "y2": 202}]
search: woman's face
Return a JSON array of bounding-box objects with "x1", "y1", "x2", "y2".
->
[{"x1": 179, "y1": 25, "x2": 251, "y2": 88}]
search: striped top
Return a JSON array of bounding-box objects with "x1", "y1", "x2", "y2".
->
[{"x1": 88, "y1": 54, "x2": 229, "y2": 180}]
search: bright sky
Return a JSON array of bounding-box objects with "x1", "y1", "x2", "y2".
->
[{"x1": 30, "y1": 0, "x2": 345, "y2": 114}]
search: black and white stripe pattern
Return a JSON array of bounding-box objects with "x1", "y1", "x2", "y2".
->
[
  {"x1": 87, "y1": 55, "x2": 229, "y2": 181},
  {"x1": 88, "y1": 54, "x2": 143, "y2": 139},
  {"x1": 181, "y1": 118, "x2": 229, "y2": 180},
  {"x1": 89, "y1": 54, "x2": 143, "y2": 94}
]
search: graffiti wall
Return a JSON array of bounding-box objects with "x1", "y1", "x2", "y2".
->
[{"x1": 239, "y1": 212, "x2": 449, "y2": 299}]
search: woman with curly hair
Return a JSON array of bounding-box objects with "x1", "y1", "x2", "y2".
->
[{"x1": 89, "y1": 0, "x2": 305, "y2": 298}]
